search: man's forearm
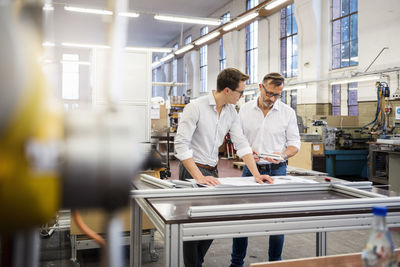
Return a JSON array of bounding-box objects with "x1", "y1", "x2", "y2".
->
[
  {"x1": 181, "y1": 158, "x2": 204, "y2": 181},
  {"x1": 242, "y1": 153, "x2": 261, "y2": 177},
  {"x1": 282, "y1": 146, "x2": 298, "y2": 159}
]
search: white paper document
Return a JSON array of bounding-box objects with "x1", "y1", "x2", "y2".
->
[{"x1": 189, "y1": 176, "x2": 317, "y2": 187}]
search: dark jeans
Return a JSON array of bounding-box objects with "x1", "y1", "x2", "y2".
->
[
  {"x1": 179, "y1": 163, "x2": 217, "y2": 267},
  {"x1": 230, "y1": 164, "x2": 286, "y2": 267}
]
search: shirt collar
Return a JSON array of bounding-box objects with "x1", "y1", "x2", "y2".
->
[
  {"x1": 254, "y1": 97, "x2": 281, "y2": 111},
  {"x1": 208, "y1": 90, "x2": 216, "y2": 106}
]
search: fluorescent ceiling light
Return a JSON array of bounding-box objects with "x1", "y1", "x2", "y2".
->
[
  {"x1": 175, "y1": 44, "x2": 194, "y2": 55},
  {"x1": 62, "y1": 42, "x2": 110, "y2": 49},
  {"x1": 61, "y1": 60, "x2": 91, "y2": 66},
  {"x1": 244, "y1": 90, "x2": 255, "y2": 96},
  {"x1": 64, "y1": 6, "x2": 113, "y2": 15},
  {"x1": 152, "y1": 61, "x2": 161, "y2": 68},
  {"x1": 194, "y1": 32, "x2": 220, "y2": 46},
  {"x1": 222, "y1": 12, "x2": 258, "y2": 31},
  {"x1": 42, "y1": 42, "x2": 55, "y2": 47},
  {"x1": 118, "y1": 12, "x2": 140, "y2": 18},
  {"x1": 43, "y1": 4, "x2": 54, "y2": 11},
  {"x1": 265, "y1": 0, "x2": 289, "y2": 10},
  {"x1": 330, "y1": 75, "x2": 381, "y2": 85},
  {"x1": 160, "y1": 53, "x2": 174, "y2": 63},
  {"x1": 126, "y1": 46, "x2": 172, "y2": 53},
  {"x1": 284, "y1": 84, "x2": 307, "y2": 90},
  {"x1": 154, "y1": 14, "x2": 220, "y2": 26}
]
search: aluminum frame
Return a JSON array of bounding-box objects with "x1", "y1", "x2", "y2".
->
[{"x1": 130, "y1": 181, "x2": 400, "y2": 267}]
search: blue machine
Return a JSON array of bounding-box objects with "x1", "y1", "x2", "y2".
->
[{"x1": 325, "y1": 150, "x2": 369, "y2": 179}]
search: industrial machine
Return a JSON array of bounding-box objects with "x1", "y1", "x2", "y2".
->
[{"x1": 0, "y1": 1, "x2": 158, "y2": 267}]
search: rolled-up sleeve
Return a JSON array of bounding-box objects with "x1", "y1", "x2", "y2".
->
[
  {"x1": 229, "y1": 111, "x2": 252, "y2": 158},
  {"x1": 286, "y1": 111, "x2": 301, "y2": 150},
  {"x1": 174, "y1": 103, "x2": 198, "y2": 161}
]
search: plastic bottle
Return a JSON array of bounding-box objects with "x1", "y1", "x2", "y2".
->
[{"x1": 362, "y1": 206, "x2": 398, "y2": 267}]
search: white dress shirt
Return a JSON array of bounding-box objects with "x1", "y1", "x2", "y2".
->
[
  {"x1": 175, "y1": 91, "x2": 252, "y2": 167},
  {"x1": 239, "y1": 98, "x2": 300, "y2": 158}
]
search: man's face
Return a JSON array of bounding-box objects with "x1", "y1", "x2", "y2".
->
[
  {"x1": 228, "y1": 80, "x2": 245, "y2": 104},
  {"x1": 259, "y1": 80, "x2": 283, "y2": 108}
]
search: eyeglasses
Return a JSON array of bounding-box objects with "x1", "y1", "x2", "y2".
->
[
  {"x1": 231, "y1": 88, "x2": 244, "y2": 97},
  {"x1": 261, "y1": 84, "x2": 282, "y2": 99}
]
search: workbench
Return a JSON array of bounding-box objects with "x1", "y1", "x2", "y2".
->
[{"x1": 129, "y1": 176, "x2": 400, "y2": 267}]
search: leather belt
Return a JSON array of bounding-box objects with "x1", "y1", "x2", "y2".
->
[
  {"x1": 257, "y1": 162, "x2": 285, "y2": 171},
  {"x1": 195, "y1": 162, "x2": 218, "y2": 171}
]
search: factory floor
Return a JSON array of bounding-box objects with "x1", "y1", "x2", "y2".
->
[{"x1": 39, "y1": 158, "x2": 400, "y2": 267}]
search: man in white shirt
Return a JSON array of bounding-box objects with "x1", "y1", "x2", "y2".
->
[
  {"x1": 175, "y1": 68, "x2": 273, "y2": 267},
  {"x1": 230, "y1": 72, "x2": 301, "y2": 267}
]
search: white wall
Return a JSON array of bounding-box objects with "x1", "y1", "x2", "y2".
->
[{"x1": 154, "y1": 0, "x2": 400, "y2": 107}]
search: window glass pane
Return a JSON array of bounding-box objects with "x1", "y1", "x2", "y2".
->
[
  {"x1": 290, "y1": 90, "x2": 297, "y2": 112},
  {"x1": 332, "y1": 84, "x2": 341, "y2": 106},
  {"x1": 350, "y1": 14, "x2": 358, "y2": 41},
  {"x1": 281, "y1": 91, "x2": 287, "y2": 104},
  {"x1": 349, "y1": 82, "x2": 357, "y2": 89},
  {"x1": 281, "y1": 8, "x2": 286, "y2": 20},
  {"x1": 63, "y1": 54, "x2": 79, "y2": 61},
  {"x1": 333, "y1": 106, "x2": 341, "y2": 116},
  {"x1": 332, "y1": 20, "x2": 341, "y2": 45},
  {"x1": 332, "y1": 0, "x2": 341, "y2": 19},
  {"x1": 287, "y1": 36, "x2": 293, "y2": 60},
  {"x1": 293, "y1": 15, "x2": 298, "y2": 34},
  {"x1": 341, "y1": 0, "x2": 349, "y2": 16},
  {"x1": 62, "y1": 73, "x2": 79, "y2": 99},
  {"x1": 350, "y1": 0, "x2": 358, "y2": 13},
  {"x1": 341, "y1": 17, "x2": 349, "y2": 43},
  {"x1": 332, "y1": 44, "x2": 341, "y2": 69},
  {"x1": 185, "y1": 35, "x2": 192, "y2": 45},
  {"x1": 348, "y1": 89, "x2": 358, "y2": 106},
  {"x1": 348, "y1": 105, "x2": 358, "y2": 116},
  {"x1": 286, "y1": 15, "x2": 292, "y2": 36},
  {"x1": 281, "y1": 40, "x2": 287, "y2": 77},
  {"x1": 341, "y1": 42, "x2": 349, "y2": 67},
  {"x1": 280, "y1": 18, "x2": 286, "y2": 38},
  {"x1": 350, "y1": 39, "x2": 358, "y2": 66},
  {"x1": 292, "y1": 55, "x2": 298, "y2": 77},
  {"x1": 286, "y1": 4, "x2": 292, "y2": 15},
  {"x1": 293, "y1": 35, "x2": 298, "y2": 56}
]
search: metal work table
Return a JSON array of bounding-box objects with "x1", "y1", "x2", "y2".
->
[{"x1": 130, "y1": 176, "x2": 400, "y2": 267}]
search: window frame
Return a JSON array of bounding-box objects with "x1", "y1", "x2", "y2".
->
[
  {"x1": 331, "y1": 0, "x2": 358, "y2": 69},
  {"x1": 246, "y1": 0, "x2": 258, "y2": 84},
  {"x1": 280, "y1": 3, "x2": 298, "y2": 78}
]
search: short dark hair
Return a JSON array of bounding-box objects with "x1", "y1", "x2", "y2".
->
[
  {"x1": 217, "y1": 68, "x2": 249, "y2": 92},
  {"x1": 262, "y1": 72, "x2": 284, "y2": 86}
]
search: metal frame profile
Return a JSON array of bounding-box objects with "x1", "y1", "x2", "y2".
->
[{"x1": 130, "y1": 179, "x2": 400, "y2": 267}]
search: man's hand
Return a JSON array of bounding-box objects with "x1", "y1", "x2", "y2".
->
[
  {"x1": 252, "y1": 149, "x2": 260, "y2": 162},
  {"x1": 196, "y1": 175, "x2": 220, "y2": 186},
  {"x1": 263, "y1": 152, "x2": 283, "y2": 164},
  {"x1": 254, "y1": 174, "x2": 274, "y2": 184}
]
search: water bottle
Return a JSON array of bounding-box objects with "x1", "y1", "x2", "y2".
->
[{"x1": 362, "y1": 206, "x2": 398, "y2": 267}]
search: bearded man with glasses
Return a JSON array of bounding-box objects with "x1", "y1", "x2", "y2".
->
[{"x1": 230, "y1": 72, "x2": 301, "y2": 267}]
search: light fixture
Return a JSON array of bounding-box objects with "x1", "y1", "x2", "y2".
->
[
  {"x1": 284, "y1": 84, "x2": 307, "y2": 90},
  {"x1": 330, "y1": 75, "x2": 381, "y2": 85},
  {"x1": 61, "y1": 42, "x2": 110, "y2": 49},
  {"x1": 159, "y1": 53, "x2": 174, "y2": 63},
  {"x1": 126, "y1": 47, "x2": 172, "y2": 53},
  {"x1": 175, "y1": 44, "x2": 194, "y2": 55},
  {"x1": 154, "y1": 14, "x2": 220, "y2": 26},
  {"x1": 61, "y1": 60, "x2": 91, "y2": 66},
  {"x1": 118, "y1": 12, "x2": 140, "y2": 18},
  {"x1": 222, "y1": 12, "x2": 258, "y2": 31},
  {"x1": 64, "y1": 6, "x2": 113, "y2": 15},
  {"x1": 152, "y1": 61, "x2": 161, "y2": 68},
  {"x1": 42, "y1": 42, "x2": 55, "y2": 47},
  {"x1": 194, "y1": 32, "x2": 220, "y2": 46},
  {"x1": 264, "y1": 0, "x2": 289, "y2": 10},
  {"x1": 43, "y1": 4, "x2": 54, "y2": 11}
]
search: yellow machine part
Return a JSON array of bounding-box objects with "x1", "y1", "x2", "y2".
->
[{"x1": 0, "y1": 41, "x2": 62, "y2": 233}]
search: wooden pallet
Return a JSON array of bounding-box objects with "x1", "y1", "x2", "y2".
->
[{"x1": 232, "y1": 161, "x2": 245, "y2": 170}]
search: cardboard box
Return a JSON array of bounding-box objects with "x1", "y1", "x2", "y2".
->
[
  {"x1": 312, "y1": 143, "x2": 324, "y2": 156},
  {"x1": 313, "y1": 115, "x2": 359, "y2": 127},
  {"x1": 151, "y1": 104, "x2": 168, "y2": 133}
]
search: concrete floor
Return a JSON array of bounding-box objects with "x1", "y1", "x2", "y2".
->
[{"x1": 38, "y1": 159, "x2": 400, "y2": 266}]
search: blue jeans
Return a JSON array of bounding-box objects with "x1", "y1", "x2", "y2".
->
[{"x1": 230, "y1": 164, "x2": 286, "y2": 267}]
